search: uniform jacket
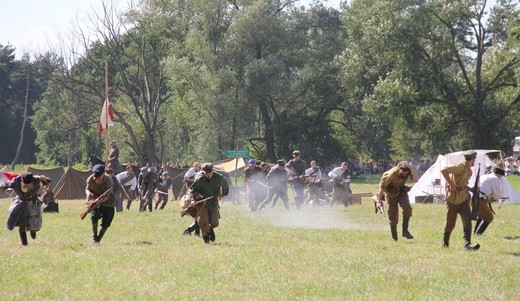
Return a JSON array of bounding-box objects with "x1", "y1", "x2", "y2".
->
[
  {"x1": 188, "y1": 172, "x2": 229, "y2": 209},
  {"x1": 442, "y1": 161, "x2": 472, "y2": 205}
]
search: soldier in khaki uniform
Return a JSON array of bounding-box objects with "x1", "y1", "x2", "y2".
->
[
  {"x1": 440, "y1": 150, "x2": 480, "y2": 250},
  {"x1": 377, "y1": 161, "x2": 418, "y2": 241}
]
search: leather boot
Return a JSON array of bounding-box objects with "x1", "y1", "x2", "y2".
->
[
  {"x1": 202, "y1": 235, "x2": 210, "y2": 244},
  {"x1": 97, "y1": 228, "x2": 107, "y2": 243},
  {"x1": 391, "y1": 226, "x2": 398, "y2": 241},
  {"x1": 463, "y1": 229, "x2": 480, "y2": 251},
  {"x1": 442, "y1": 232, "x2": 450, "y2": 247},
  {"x1": 19, "y1": 227, "x2": 28, "y2": 246},
  {"x1": 209, "y1": 229, "x2": 216, "y2": 242},
  {"x1": 474, "y1": 218, "x2": 482, "y2": 234},
  {"x1": 194, "y1": 224, "x2": 200, "y2": 237},
  {"x1": 475, "y1": 221, "x2": 490, "y2": 235},
  {"x1": 402, "y1": 216, "x2": 414, "y2": 239},
  {"x1": 92, "y1": 223, "x2": 99, "y2": 243},
  {"x1": 30, "y1": 230, "x2": 37, "y2": 239},
  {"x1": 183, "y1": 222, "x2": 199, "y2": 236}
]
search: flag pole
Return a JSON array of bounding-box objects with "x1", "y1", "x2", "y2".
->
[{"x1": 104, "y1": 60, "x2": 110, "y2": 166}]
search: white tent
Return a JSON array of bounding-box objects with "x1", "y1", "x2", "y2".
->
[{"x1": 409, "y1": 150, "x2": 520, "y2": 204}]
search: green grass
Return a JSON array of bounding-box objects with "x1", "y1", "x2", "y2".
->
[{"x1": 0, "y1": 179, "x2": 519, "y2": 300}]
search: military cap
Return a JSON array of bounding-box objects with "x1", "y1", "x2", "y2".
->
[
  {"x1": 92, "y1": 164, "x2": 105, "y2": 178},
  {"x1": 463, "y1": 150, "x2": 477, "y2": 160},
  {"x1": 292, "y1": 150, "x2": 301, "y2": 156}
]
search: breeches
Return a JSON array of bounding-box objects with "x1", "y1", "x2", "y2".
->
[
  {"x1": 91, "y1": 206, "x2": 115, "y2": 229},
  {"x1": 292, "y1": 182, "x2": 305, "y2": 201},
  {"x1": 157, "y1": 193, "x2": 168, "y2": 204},
  {"x1": 307, "y1": 184, "x2": 320, "y2": 199},
  {"x1": 197, "y1": 206, "x2": 220, "y2": 236},
  {"x1": 477, "y1": 200, "x2": 494, "y2": 223},
  {"x1": 444, "y1": 201, "x2": 472, "y2": 233},
  {"x1": 123, "y1": 186, "x2": 134, "y2": 201},
  {"x1": 387, "y1": 191, "x2": 412, "y2": 226}
]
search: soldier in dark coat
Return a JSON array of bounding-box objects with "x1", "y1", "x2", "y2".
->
[
  {"x1": 257, "y1": 160, "x2": 290, "y2": 211},
  {"x1": 1, "y1": 172, "x2": 51, "y2": 246},
  {"x1": 138, "y1": 166, "x2": 159, "y2": 212},
  {"x1": 155, "y1": 171, "x2": 173, "y2": 210}
]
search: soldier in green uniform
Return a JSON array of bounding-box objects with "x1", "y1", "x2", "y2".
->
[
  {"x1": 377, "y1": 161, "x2": 418, "y2": 241},
  {"x1": 187, "y1": 163, "x2": 229, "y2": 244},
  {"x1": 440, "y1": 150, "x2": 480, "y2": 250}
]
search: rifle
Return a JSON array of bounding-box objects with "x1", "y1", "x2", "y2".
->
[
  {"x1": 470, "y1": 163, "x2": 481, "y2": 221},
  {"x1": 80, "y1": 188, "x2": 112, "y2": 220},
  {"x1": 372, "y1": 193, "x2": 385, "y2": 216},
  {"x1": 180, "y1": 194, "x2": 213, "y2": 218}
]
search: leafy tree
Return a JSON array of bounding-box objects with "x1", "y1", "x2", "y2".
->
[{"x1": 338, "y1": 0, "x2": 520, "y2": 160}]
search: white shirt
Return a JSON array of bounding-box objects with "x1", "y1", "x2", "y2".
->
[
  {"x1": 116, "y1": 171, "x2": 137, "y2": 190},
  {"x1": 184, "y1": 167, "x2": 200, "y2": 181},
  {"x1": 479, "y1": 173, "x2": 504, "y2": 201},
  {"x1": 305, "y1": 167, "x2": 322, "y2": 184},
  {"x1": 328, "y1": 167, "x2": 350, "y2": 183}
]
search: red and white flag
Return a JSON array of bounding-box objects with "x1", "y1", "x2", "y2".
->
[{"x1": 98, "y1": 97, "x2": 115, "y2": 134}]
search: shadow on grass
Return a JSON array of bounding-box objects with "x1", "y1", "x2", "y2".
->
[
  {"x1": 504, "y1": 252, "x2": 520, "y2": 257},
  {"x1": 503, "y1": 236, "x2": 520, "y2": 240}
]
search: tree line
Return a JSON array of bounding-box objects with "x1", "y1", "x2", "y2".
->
[{"x1": 1, "y1": 0, "x2": 519, "y2": 168}]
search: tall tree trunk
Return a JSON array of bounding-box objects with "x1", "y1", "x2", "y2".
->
[
  {"x1": 11, "y1": 64, "x2": 30, "y2": 170},
  {"x1": 258, "y1": 98, "x2": 276, "y2": 162}
]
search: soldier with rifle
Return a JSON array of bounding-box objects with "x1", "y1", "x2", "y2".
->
[
  {"x1": 328, "y1": 162, "x2": 353, "y2": 206},
  {"x1": 440, "y1": 150, "x2": 480, "y2": 250},
  {"x1": 286, "y1": 150, "x2": 306, "y2": 210},
  {"x1": 377, "y1": 161, "x2": 418, "y2": 241},
  {"x1": 85, "y1": 164, "x2": 115, "y2": 243},
  {"x1": 186, "y1": 163, "x2": 229, "y2": 244},
  {"x1": 474, "y1": 167, "x2": 506, "y2": 235},
  {"x1": 304, "y1": 160, "x2": 323, "y2": 206},
  {"x1": 257, "y1": 160, "x2": 290, "y2": 211},
  {"x1": 116, "y1": 164, "x2": 137, "y2": 210}
]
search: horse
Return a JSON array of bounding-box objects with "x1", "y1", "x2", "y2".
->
[{"x1": 88, "y1": 154, "x2": 104, "y2": 169}]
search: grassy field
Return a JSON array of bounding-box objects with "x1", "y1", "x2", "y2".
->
[{"x1": 0, "y1": 177, "x2": 519, "y2": 300}]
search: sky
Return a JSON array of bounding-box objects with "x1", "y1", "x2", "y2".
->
[{"x1": 1, "y1": 1, "x2": 345, "y2": 59}]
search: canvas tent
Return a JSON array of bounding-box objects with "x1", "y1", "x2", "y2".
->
[
  {"x1": 213, "y1": 158, "x2": 247, "y2": 176},
  {"x1": 54, "y1": 168, "x2": 92, "y2": 200},
  {"x1": 164, "y1": 166, "x2": 188, "y2": 199},
  {"x1": 409, "y1": 150, "x2": 520, "y2": 204},
  {"x1": 27, "y1": 166, "x2": 65, "y2": 186}
]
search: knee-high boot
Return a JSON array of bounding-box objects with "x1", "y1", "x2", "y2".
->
[
  {"x1": 97, "y1": 228, "x2": 107, "y2": 242},
  {"x1": 92, "y1": 222, "x2": 98, "y2": 243},
  {"x1": 474, "y1": 218, "x2": 482, "y2": 234},
  {"x1": 475, "y1": 221, "x2": 490, "y2": 235},
  {"x1": 463, "y1": 229, "x2": 480, "y2": 251},
  {"x1": 402, "y1": 216, "x2": 414, "y2": 239},
  {"x1": 19, "y1": 226, "x2": 28, "y2": 246},
  {"x1": 442, "y1": 232, "x2": 450, "y2": 247},
  {"x1": 391, "y1": 225, "x2": 398, "y2": 241},
  {"x1": 183, "y1": 222, "x2": 200, "y2": 236}
]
